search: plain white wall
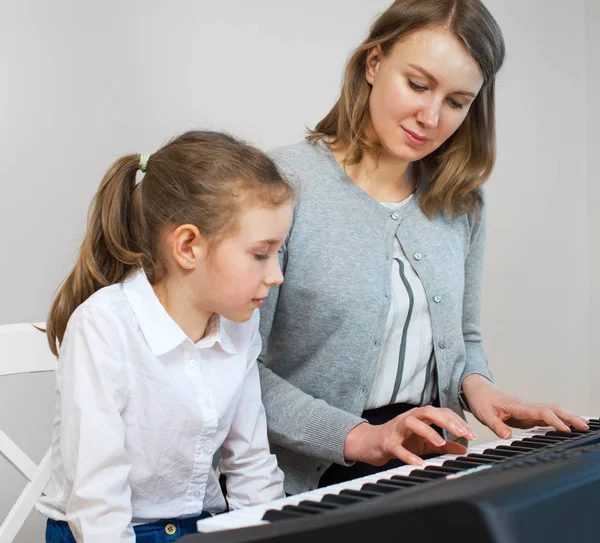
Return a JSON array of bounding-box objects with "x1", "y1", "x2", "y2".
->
[
  {"x1": 0, "y1": 1, "x2": 595, "y2": 540},
  {"x1": 586, "y1": 0, "x2": 600, "y2": 410}
]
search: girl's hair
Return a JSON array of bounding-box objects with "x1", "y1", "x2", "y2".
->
[
  {"x1": 46, "y1": 130, "x2": 292, "y2": 355},
  {"x1": 308, "y1": 0, "x2": 505, "y2": 217}
]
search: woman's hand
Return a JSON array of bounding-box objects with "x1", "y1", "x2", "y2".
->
[
  {"x1": 461, "y1": 374, "x2": 589, "y2": 439},
  {"x1": 343, "y1": 405, "x2": 476, "y2": 466}
]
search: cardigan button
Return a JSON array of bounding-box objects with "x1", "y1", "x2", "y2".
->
[
  {"x1": 414, "y1": 253, "x2": 423, "y2": 261},
  {"x1": 391, "y1": 212, "x2": 400, "y2": 220},
  {"x1": 439, "y1": 341, "x2": 447, "y2": 349},
  {"x1": 433, "y1": 295, "x2": 442, "y2": 304}
]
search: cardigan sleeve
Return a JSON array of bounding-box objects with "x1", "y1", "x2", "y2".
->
[
  {"x1": 257, "y1": 239, "x2": 366, "y2": 466},
  {"x1": 459, "y1": 199, "x2": 494, "y2": 403}
]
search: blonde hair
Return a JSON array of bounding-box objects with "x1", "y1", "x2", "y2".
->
[
  {"x1": 46, "y1": 131, "x2": 293, "y2": 355},
  {"x1": 308, "y1": 0, "x2": 505, "y2": 217}
]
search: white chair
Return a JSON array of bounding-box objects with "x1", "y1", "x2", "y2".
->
[{"x1": 0, "y1": 323, "x2": 56, "y2": 543}]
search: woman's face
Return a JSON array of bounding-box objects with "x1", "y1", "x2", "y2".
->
[{"x1": 365, "y1": 26, "x2": 484, "y2": 162}]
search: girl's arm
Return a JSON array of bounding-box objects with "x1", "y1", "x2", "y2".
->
[
  {"x1": 59, "y1": 305, "x2": 134, "y2": 543},
  {"x1": 219, "y1": 320, "x2": 285, "y2": 509}
]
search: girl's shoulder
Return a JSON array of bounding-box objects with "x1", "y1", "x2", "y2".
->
[{"x1": 65, "y1": 283, "x2": 132, "y2": 342}]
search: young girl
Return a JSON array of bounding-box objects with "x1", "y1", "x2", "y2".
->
[{"x1": 37, "y1": 131, "x2": 292, "y2": 542}]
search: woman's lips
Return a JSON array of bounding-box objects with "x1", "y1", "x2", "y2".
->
[{"x1": 402, "y1": 127, "x2": 429, "y2": 146}]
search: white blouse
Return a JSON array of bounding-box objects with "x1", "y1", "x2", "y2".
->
[
  {"x1": 37, "y1": 269, "x2": 284, "y2": 543},
  {"x1": 365, "y1": 196, "x2": 437, "y2": 409}
]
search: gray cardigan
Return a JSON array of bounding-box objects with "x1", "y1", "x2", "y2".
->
[{"x1": 258, "y1": 140, "x2": 493, "y2": 495}]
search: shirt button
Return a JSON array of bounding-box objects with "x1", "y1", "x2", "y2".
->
[
  {"x1": 360, "y1": 385, "x2": 368, "y2": 395},
  {"x1": 187, "y1": 359, "x2": 196, "y2": 366},
  {"x1": 202, "y1": 446, "x2": 211, "y2": 455},
  {"x1": 439, "y1": 341, "x2": 447, "y2": 349},
  {"x1": 414, "y1": 253, "x2": 423, "y2": 261},
  {"x1": 384, "y1": 294, "x2": 390, "y2": 300},
  {"x1": 433, "y1": 295, "x2": 442, "y2": 304},
  {"x1": 165, "y1": 524, "x2": 177, "y2": 535},
  {"x1": 391, "y1": 212, "x2": 400, "y2": 220},
  {"x1": 374, "y1": 340, "x2": 380, "y2": 348},
  {"x1": 443, "y1": 386, "x2": 449, "y2": 394},
  {"x1": 193, "y1": 490, "x2": 202, "y2": 498},
  {"x1": 206, "y1": 399, "x2": 212, "y2": 407}
]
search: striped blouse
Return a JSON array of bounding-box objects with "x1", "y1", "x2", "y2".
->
[{"x1": 365, "y1": 195, "x2": 437, "y2": 409}]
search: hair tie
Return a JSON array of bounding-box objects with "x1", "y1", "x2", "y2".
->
[{"x1": 139, "y1": 153, "x2": 150, "y2": 173}]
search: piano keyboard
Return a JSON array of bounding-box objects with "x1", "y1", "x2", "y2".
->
[{"x1": 197, "y1": 418, "x2": 599, "y2": 533}]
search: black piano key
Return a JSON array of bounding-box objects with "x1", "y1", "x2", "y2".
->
[
  {"x1": 361, "y1": 482, "x2": 404, "y2": 494},
  {"x1": 509, "y1": 440, "x2": 547, "y2": 449},
  {"x1": 338, "y1": 489, "x2": 381, "y2": 500},
  {"x1": 390, "y1": 474, "x2": 432, "y2": 484},
  {"x1": 459, "y1": 454, "x2": 502, "y2": 463},
  {"x1": 280, "y1": 504, "x2": 322, "y2": 516},
  {"x1": 482, "y1": 448, "x2": 521, "y2": 458},
  {"x1": 494, "y1": 444, "x2": 536, "y2": 453},
  {"x1": 406, "y1": 469, "x2": 446, "y2": 480},
  {"x1": 424, "y1": 465, "x2": 461, "y2": 474},
  {"x1": 521, "y1": 436, "x2": 564, "y2": 445},
  {"x1": 262, "y1": 508, "x2": 307, "y2": 522},
  {"x1": 375, "y1": 477, "x2": 420, "y2": 488},
  {"x1": 298, "y1": 500, "x2": 340, "y2": 511},
  {"x1": 544, "y1": 430, "x2": 588, "y2": 438},
  {"x1": 444, "y1": 459, "x2": 489, "y2": 470},
  {"x1": 402, "y1": 473, "x2": 439, "y2": 483},
  {"x1": 320, "y1": 493, "x2": 364, "y2": 506}
]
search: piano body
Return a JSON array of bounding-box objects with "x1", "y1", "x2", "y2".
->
[{"x1": 184, "y1": 418, "x2": 600, "y2": 543}]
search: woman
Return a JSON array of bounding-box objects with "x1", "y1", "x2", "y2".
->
[{"x1": 257, "y1": 0, "x2": 589, "y2": 495}]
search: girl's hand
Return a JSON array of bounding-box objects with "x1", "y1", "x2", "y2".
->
[
  {"x1": 344, "y1": 405, "x2": 475, "y2": 466},
  {"x1": 461, "y1": 374, "x2": 589, "y2": 439}
]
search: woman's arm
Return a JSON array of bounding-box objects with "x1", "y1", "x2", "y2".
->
[
  {"x1": 257, "y1": 242, "x2": 366, "y2": 465},
  {"x1": 59, "y1": 306, "x2": 134, "y2": 543},
  {"x1": 459, "y1": 201, "x2": 588, "y2": 437}
]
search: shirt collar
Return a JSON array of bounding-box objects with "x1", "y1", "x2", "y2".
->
[{"x1": 123, "y1": 269, "x2": 237, "y2": 356}]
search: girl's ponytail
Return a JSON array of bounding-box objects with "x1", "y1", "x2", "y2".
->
[{"x1": 46, "y1": 154, "x2": 145, "y2": 355}]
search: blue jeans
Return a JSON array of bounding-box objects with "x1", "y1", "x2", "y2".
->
[{"x1": 45, "y1": 512, "x2": 212, "y2": 542}]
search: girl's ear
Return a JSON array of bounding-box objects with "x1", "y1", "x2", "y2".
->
[{"x1": 170, "y1": 224, "x2": 207, "y2": 271}]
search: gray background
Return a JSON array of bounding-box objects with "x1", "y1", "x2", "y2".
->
[{"x1": 1, "y1": 1, "x2": 598, "y2": 540}]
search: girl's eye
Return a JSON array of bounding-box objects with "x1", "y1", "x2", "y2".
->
[
  {"x1": 254, "y1": 254, "x2": 270, "y2": 261},
  {"x1": 408, "y1": 80, "x2": 428, "y2": 92},
  {"x1": 447, "y1": 98, "x2": 464, "y2": 109}
]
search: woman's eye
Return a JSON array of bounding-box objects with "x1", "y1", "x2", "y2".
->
[
  {"x1": 447, "y1": 98, "x2": 464, "y2": 109},
  {"x1": 408, "y1": 80, "x2": 427, "y2": 92},
  {"x1": 254, "y1": 254, "x2": 270, "y2": 261}
]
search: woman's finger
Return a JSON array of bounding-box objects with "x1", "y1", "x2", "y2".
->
[
  {"x1": 479, "y1": 409, "x2": 513, "y2": 439},
  {"x1": 413, "y1": 406, "x2": 476, "y2": 440},
  {"x1": 422, "y1": 439, "x2": 467, "y2": 456},
  {"x1": 403, "y1": 415, "x2": 447, "y2": 448},
  {"x1": 547, "y1": 405, "x2": 589, "y2": 431},
  {"x1": 390, "y1": 443, "x2": 424, "y2": 466}
]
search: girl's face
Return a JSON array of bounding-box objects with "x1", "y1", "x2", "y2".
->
[
  {"x1": 365, "y1": 25, "x2": 484, "y2": 162},
  {"x1": 196, "y1": 202, "x2": 293, "y2": 323}
]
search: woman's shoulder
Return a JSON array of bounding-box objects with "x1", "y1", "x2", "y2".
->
[{"x1": 268, "y1": 139, "x2": 334, "y2": 185}]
